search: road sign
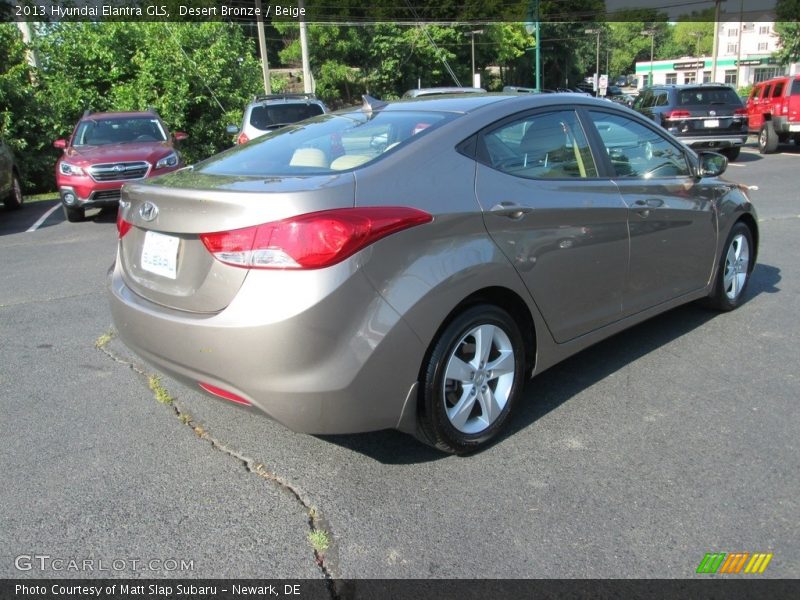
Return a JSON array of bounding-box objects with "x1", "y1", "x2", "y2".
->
[{"x1": 599, "y1": 74, "x2": 608, "y2": 97}]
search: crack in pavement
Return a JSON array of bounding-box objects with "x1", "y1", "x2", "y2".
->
[{"x1": 96, "y1": 331, "x2": 340, "y2": 597}]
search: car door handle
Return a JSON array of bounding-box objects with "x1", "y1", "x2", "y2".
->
[
  {"x1": 633, "y1": 198, "x2": 664, "y2": 208},
  {"x1": 490, "y1": 202, "x2": 533, "y2": 220}
]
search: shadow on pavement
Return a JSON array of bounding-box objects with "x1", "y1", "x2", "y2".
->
[
  {"x1": 320, "y1": 262, "x2": 780, "y2": 464},
  {"x1": 0, "y1": 201, "x2": 116, "y2": 236}
]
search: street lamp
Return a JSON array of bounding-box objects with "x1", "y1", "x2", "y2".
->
[
  {"x1": 585, "y1": 28, "x2": 601, "y2": 95},
  {"x1": 465, "y1": 29, "x2": 484, "y2": 88},
  {"x1": 640, "y1": 29, "x2": 656, "y2": 87}
]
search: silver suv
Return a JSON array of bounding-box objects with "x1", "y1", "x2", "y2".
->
[{"x1": 227, "y1": 94, "x2": 327, "y2": 145}]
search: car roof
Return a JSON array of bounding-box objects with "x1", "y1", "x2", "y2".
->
[
  {"x1": 81, "y1": 111, "x2": 160, "y2": 120},
  {"x1": 403, "y1": 87, "x2": 486, "y2": 98},
  {"x1": 346, "y1": 93, "x2": 633, "y2": 116},
  {"x1": 249, "y1": 93, "x2": 324, "y2": 105}
]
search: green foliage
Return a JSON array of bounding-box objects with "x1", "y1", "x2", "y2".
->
[
  {"x1": 774, "y1": 0, "x2": 800, "y2": 65},
  {"x1": 1, "y1": 22, "x2": 262, "y2": 193}
]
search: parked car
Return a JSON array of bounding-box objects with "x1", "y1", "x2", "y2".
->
[
  {"x1": 54, "y1": 110, "x2": 187, "y2": 222},
  {"x1": 110, "y1": 93, "x2": 757, "y2": 454},
  {"x1": 1, "y1": 137, "x2": 24, "y2": 211},
  {"x1": 745, "y1": 74, "x2": 800, "y2": 153},
  {"x1": 632, "y1": 84, "x2": 747, "y2": 160},
  {"x1": 227, "y1": 93, "x2": 327, "y2": 146},
  {"x1": 402, "y1": 87, "x2": 486, "y2": 98}
]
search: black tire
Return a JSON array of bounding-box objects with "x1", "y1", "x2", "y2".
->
[
  {"x1": 3, "y1": 173, "x2": 23, "y2": 210},
  {"x1": 758, "y1": 122, "x2": 778, "y2": 154},
  {"x1": 418, "y1": 304, "x2": 526, "y2": 454},
  {"x1": 794, "y1": 134, "x2": 800, "y2": 146},
  {"x1": 721, "y1": 147, "x2": 741, "y2": 161},
  {"x1": 706, "y1": 222, "x2": 754, "y2": 311},
  {"x1": 63, "y1": 204, "x2": 84, "y2": 222}
]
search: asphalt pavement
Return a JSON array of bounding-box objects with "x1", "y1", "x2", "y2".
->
[{"x1": 1, "y1": 144, "x2": 797, "y2": 583}]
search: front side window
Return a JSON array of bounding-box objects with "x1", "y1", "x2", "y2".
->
[
  {"x1": 772, "y1": 82, "x2": 785, "y2": 97},
  {"x1": 481, "y1": 110, "x2": 597, "y2": 179},
  {"x1": 588, "y1": 111, "x2": 690, "y2": 179},
  {"x1": 791, "y1": 79, "x2": 800, "y2": 96},
  {"x1": 74, "y1": 118, "x2": 167, "y2": 146},
  {"x1": 196, "y1": 110, "x2": 454, "y2": 176}
]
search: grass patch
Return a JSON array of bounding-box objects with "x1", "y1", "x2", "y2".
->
[
  {"x1": 308, "y1": 530, "x2": 330, "y2": 553},
  {"x1": 24, "y1": 192, "x2": 59, "y2": 203},
  {"x1": 94, "y1": 330, "x2": 115, "y2": 349},
  {"x1": 148, "y1": 375, "x2": 175, "y2": 405}
]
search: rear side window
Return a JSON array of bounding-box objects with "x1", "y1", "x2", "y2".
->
[
  {"x1": 677, "y1": 87, "x2": 741, "y2": 106},
  {"x1": 772, "y1": 82, "x2": 785, "y2": 97},
  {"x1": 197, "y1": 110, "x2": 454, "y2": 176},
  {"x1": 249, "y1": 103, "x2": 324, "y2": 131},
  {"x1": 481, "y1": 110, "x2": 598, "y2": 179},
  {"x1": 791, "y1": 79, "x2": 800, "y2": 96}
]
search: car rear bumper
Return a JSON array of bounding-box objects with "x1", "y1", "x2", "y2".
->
[
  {"x1": 107, "y1": 257, "x2": 424, "y2": 435},
  {"x1": 679, "y1": 135, "x2": 748, "y2": 149}
]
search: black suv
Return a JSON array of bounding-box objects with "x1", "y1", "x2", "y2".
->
[{"x1": 633, "y1": 84, "x2": 747, "y2": 160}]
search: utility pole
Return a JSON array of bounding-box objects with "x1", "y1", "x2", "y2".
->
[
  {"x1": 15, "y1": 21, "x2": 39, "y2": 69},
  {"x1": 255, "y1": 0, "x2": 271, "y2": 94},
  {"x1": 585, "y1": 29, "x2": 601, "y2": 93},
  {"x1": 711, "y1": 0, "x2": 723, "y2": 82},
  {"x1": 466, "y1": 29, "x2": 484, "y2": 88},
  {"x1": 298, "y1": 0, "x2": 312, "y2": 93},
  {"x1": 640, "y1": 29, "x2": 656, "y2": 87}
]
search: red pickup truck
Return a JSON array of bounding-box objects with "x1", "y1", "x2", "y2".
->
[{"x1": 746, "y1": 74, "x2": 800, "y2": 153}]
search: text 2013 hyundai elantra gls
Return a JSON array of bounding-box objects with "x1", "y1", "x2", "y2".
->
[{"x1": 109, "y1": 93, "x2": 757, "y2": 454}]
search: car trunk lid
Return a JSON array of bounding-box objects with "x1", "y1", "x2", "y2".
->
[{"x1": 118, "y1": 171, "x2": 355, "y2": 313}]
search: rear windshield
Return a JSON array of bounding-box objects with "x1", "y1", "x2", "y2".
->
[
  {"x1": 198, "y1": 110, "x2": 455, "y2": 176},
  {"x1": 74, "y1": 117, "x2": 167, "y2": 145},
  {"x1": 676, "y1": 87, "x2": 742, "y2": 106},
  {"x1": 249, "y1": 103, "x2": 325, "y2": 131},
  {"x1": 791, "y1": 79, "x2": 800, "y2": 96}
]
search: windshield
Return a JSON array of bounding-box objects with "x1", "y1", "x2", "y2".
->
[
  {"x1": 676, "y1": 87, "x2": 741, "y2": 106},
  {"x1": 198, "y1": 109, "x2": 455, "y2": 176},
  {"x1": 249, "y1": 103, "x2": 325, "y2": 131},
  {"x1": 74, "y1": 117, "x2": 168, "y2": 146}
]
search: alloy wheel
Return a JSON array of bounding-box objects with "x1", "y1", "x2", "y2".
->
[
  {"x1": 723, "y1": 233, "x2": 750, "y2": 301},
  {"x1": 442, "y1": 324, "x2": 516, "y2": 434}
]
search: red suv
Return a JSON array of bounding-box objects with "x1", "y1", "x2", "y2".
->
[
  {"x1": 54, "y1": 110, "x2": 187, "y2": 222},
  {"x1": 746, "y1": 75, "x2": 800, "y2": 153}
]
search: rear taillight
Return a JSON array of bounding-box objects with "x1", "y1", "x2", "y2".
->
[
  {"x1": 734, "y1": 107, "x2": 747, "y2": 117},
  {"x1": 665, "y1": 110, "x2": 691, "y2": 120},
  {"x1": 237, "y1": 131, "x2": 249, "y2": 145},
  {"x1": 199, "y1": 207, "x2": 433, "y2": 270},
  {"x1": 117, "y1": 210, "x2": 132, "y2": 238}
]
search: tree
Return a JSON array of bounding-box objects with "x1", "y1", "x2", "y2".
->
[{"x1": 773, "y1": 0, "x2": 800, "y2": 65}]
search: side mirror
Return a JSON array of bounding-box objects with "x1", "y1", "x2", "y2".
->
[
  {"x1": 697, "y1": 151, "x2": 727, "y2": 178},
  {"x1": 173, "y1": 131, "x2": 188, "y2": 142},
  {"x1": 226, "y1": 124, "x2": 240, "y2": 135},
  {"x1": 53, "y1": 139, "x2": 67, "y2": 149}
]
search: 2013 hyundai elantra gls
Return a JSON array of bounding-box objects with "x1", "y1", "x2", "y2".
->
[{"x1": 109, "y1": 93, "x2": 757, "y2": 454}]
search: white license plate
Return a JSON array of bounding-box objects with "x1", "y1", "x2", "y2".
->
[
  {"x1": 703, "y1": 119, "x2": 720, "y2": 128},
  {"x1": 141, "y1": 231, "x2": 179, "y2": 279},
  {"x1": 790, "y1": 124, "x2": 800, "y2": 132}
]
